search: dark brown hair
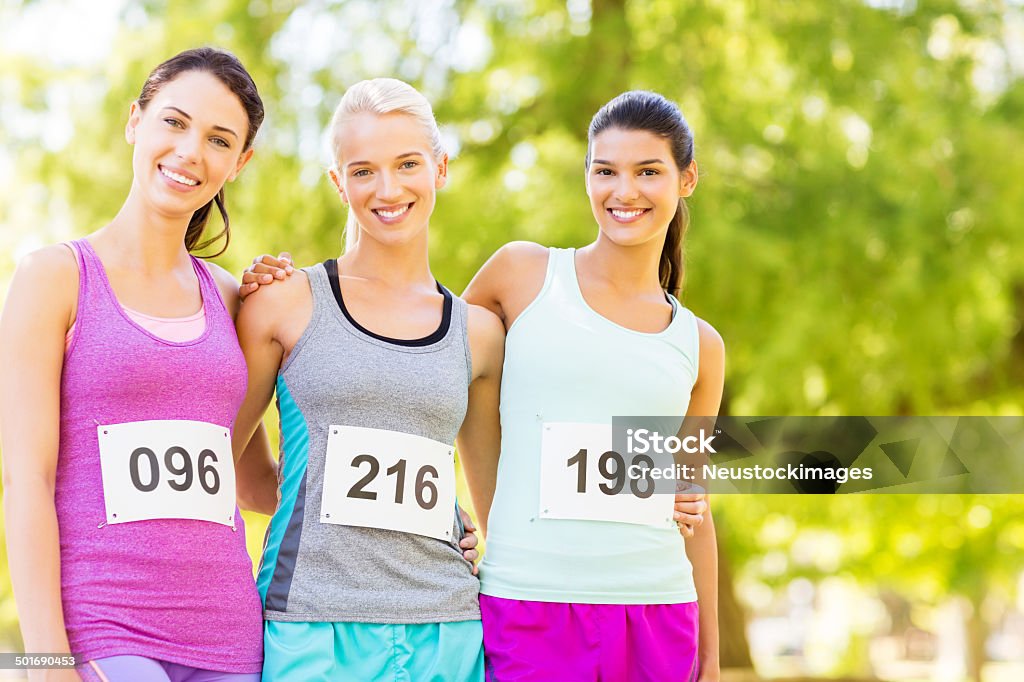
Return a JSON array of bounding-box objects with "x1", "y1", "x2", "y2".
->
[
  {"x1": 137, "y1": 47, "x2": 264, "y2": 257},
  {"x1": 585, "y1": 91, "x2": 695, "y2": 296}
]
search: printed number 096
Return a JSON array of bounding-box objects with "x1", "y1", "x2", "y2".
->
[
  {"x1": 346, "y1": 455, "x2": 439, "y2": 510},
  {"x1": 129, "y1": 447, "x2": 220, "y2": 494}
]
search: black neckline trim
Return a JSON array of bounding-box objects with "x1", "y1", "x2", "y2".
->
[{"x1": 324, "y1": 259, "x2": 452, "y2": 347}]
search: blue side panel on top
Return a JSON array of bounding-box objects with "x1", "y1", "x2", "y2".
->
[{"x1": 257, "y1": 375, "x2": 310, "y2": 612}]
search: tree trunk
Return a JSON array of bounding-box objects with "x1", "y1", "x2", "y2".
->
[
  {"x1": 964, "y1": 593, "x2": 987, "y2": 682},
  {"x1": 717, "y1": 537, "x2": 754, "y2": 668}
]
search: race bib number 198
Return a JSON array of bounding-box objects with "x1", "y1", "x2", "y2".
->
[
  {"x1": 97, "y1": 420, "x2": 236, "y2": 527},
  {"x1": 539, "y1": 422, "x2": 674, "y2": 527},
  {"x1": 320, "y1": 425, "x2": 458, "y2": 541}
]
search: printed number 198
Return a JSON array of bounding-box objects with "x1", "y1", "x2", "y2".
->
[{"x1": 566, "y1": 448, "x2": 655, "y2": 498}]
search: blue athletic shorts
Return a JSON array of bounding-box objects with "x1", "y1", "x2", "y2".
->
[{"x1": 263, "y1": 619, "x2": 484, "y2": 681}]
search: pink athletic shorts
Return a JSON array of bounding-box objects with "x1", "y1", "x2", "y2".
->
[{"x1": 480, "y1": 595, "x2": 700, "y2": 681}]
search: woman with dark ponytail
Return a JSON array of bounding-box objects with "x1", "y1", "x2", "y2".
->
[
  {"x1": 242, "y1": 90, "x2": 722, "y2": 681},
  {"x1": 467, "y1": 90, "x2": 722, "y2": 682},
  {"x1": 586, "y1": 90, "x2": 695, "y2": 298},
  {"x1": 1, "y1": 48, "x2": 269, "y2": 681}
]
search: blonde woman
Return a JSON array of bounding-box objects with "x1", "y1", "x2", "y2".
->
[{"x1": 231, "y1": 79, "x2": 503, "y2": 680}]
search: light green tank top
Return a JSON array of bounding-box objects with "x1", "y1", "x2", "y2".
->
[{"x1": 479, "y1": 247, "x2": 700, "y2": 604}]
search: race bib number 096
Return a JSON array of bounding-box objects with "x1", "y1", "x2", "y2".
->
[
  {"x1": 320, "y1": 425, "x2": 457, "y2": 541},
  {"x1": 97, "y1": 420, "x2": 236, "y2": 527},
  {"x1": 539, "y1": 422, "x2": 674, "y2": 527}
]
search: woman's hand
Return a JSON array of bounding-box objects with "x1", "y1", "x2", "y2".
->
[
  {"x1": 674, "y1": 489, "x2": 707, "y2": 538},
  {"x1": 697, "y1": 661, "x2": 721, "y2": 682},
  {"x1": 458, "y1": 508, "x2": 481, "y2": 574},
  {"x1": 239, "y1": 252, "x2": 293, "y2": 299}
]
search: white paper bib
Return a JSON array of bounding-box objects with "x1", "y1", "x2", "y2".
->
[
  {"x1": 320, "y1": 425, "x2": 458, "y2": 541},
  {"x1": 538, "y1": 421, "x2": 674, "y2": 527},
  {"x1": 97, "y1": 420, "x2": 236, "y2": 527}
]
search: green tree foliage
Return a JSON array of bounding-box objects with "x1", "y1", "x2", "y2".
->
[
  {"x1": 1, "y1": 1, "x2": 1022, "y2": 676},
  {"x1": 5, "y1": 0, "x2": 1023, "y2": 416}
]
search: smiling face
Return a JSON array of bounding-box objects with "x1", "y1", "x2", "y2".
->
[
  {"x1": 126, "y1": 70, "x2": 253, "y2": 221},
  {"x1": 586, "y1": 127, "x2": 697, "y2": 248},
  {"x1": 329, "y1": 111, "x2": 447, "y2": 248}
]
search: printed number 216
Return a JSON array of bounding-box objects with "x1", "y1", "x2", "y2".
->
[{"x1": 346, "y1": 455, "x2": 439, "y2": 510}]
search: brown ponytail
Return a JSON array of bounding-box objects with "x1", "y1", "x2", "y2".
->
[
  {"x1": 183, "y1": 190, "x2": 229, "y2": 257},
  {"x1": 660, "y1": 198, "x2": 688, "y2": 297}
]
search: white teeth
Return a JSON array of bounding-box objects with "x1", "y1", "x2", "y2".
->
[
  {"x1": 160, "y1": 167, "x2": 198, "y2": 186},
  {"x1": 611, "y1": 208, "x2": 645, "y2": 218},
  {"x1": 375, "y1": 205, "x2": 410, "y2": 218}
]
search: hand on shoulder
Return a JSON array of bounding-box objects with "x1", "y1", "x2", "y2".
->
[
  {"x1": 206, "y1": 259, "x2": 307, "y2": 321},
  {"x1": 235, "y1": 265, "x2": 311, "y2": 346},
  {"x1": 239, "y1": 251, "x2": 293, "y2": 300},
  {"x1": 242, "y1": 266, "x2": 309, "y2": 306}
]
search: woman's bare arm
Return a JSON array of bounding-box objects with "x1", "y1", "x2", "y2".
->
[
  {"x1": 1, "y1": 246, "x2": 82, "y2": 681},
  {"x1": 683, "y1": 318, "x2": 725, "y2": 681},
  {"x1": 455, "y1": 304, "x2": 505, "y2": 538}
]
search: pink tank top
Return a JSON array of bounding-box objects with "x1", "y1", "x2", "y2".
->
[
  {"x1": 66, "y1": 305, "x2": 206, "y2": 348},
  {"x1": 56, "y1": 240, "x2": 262, "y2": 671}
]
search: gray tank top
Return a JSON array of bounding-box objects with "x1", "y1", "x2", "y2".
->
[{"x1": 258, "y1": 261, "x2": 479, "y2": 623}]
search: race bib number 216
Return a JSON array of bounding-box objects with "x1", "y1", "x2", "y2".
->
[{"x1": 320, "y1": 425, "x2": 458, "y2": 541}]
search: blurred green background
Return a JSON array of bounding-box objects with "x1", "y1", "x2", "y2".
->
[{"x1": 1, "y1": 1, "x2": 1023, "y2": 680}]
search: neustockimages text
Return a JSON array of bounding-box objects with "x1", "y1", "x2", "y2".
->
[{"x1": 624, "y1": 428, "x2": 874, "y2": 484}]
